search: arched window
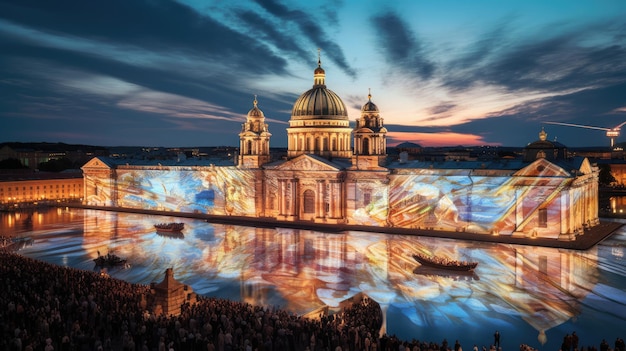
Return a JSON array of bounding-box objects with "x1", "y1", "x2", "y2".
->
[
  {"x1": 303, "y1": 189, "x2": 315, "y2": 214},
  {"x1": 246, "y1": 140, "x2": 252, "y2": 155}
]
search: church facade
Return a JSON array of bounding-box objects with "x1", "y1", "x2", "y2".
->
[{"x1": 82, "y1": 59, "x2": 599, "y2": 241}]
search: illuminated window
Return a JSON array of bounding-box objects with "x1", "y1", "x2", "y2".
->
[{"x1": 538, "y1": 208, "x2": 547, "y2": 228}]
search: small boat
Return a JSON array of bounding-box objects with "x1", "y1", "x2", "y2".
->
[
  {"x1": 412, "y1": 253, "x2": 478, "y2": 271},
  {"x1": 94, "y1": 253, "x2": 127, "y2": 267},
  {"x1": 154, "y1": 222, "x2": 184, "y2": 232}
]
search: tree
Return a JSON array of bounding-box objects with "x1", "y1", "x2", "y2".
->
[
  {"x1": 0, "y1": 158, "x2": 27, "y2": 169},
  {"x1": 598, "y1": 163, "x2": 617, "y2": 186},
  {"x1": 38, "y1": 157, "x2": 74, "y2": 172}
]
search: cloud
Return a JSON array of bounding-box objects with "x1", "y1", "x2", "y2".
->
[
  {"x1": 0, "y1": 0, "x2": 290, "y2": 76},
  {"x1": 429, "y1": 102, "x2": 456, "y2": 115},
  {"x1": 369, "y1": 11, "x2": 435, "y2": 80},
  {"x1": 386, "y1": 131, "x2": 495, "y2": 148},
  {"x1": 235, "y1": 10, "x2": 311, "y2": 63},
  {"x1": 252, "y1": 0, "x2": 357, "y2": 77},
  {"x1": 442, "y1": 19, "x2": 626, "y2": 94}
]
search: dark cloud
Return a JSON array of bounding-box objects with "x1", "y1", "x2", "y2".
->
[
  {"x1": 429, "y1": 102, "x2": 456, "y2": 115},
  {"x1": 0, "y1": 0, "x2": 289, "y2": 76},
  {"x1": 443, "y1": 20, "x2": 626, "y2": 93},
  {"x1": 236, "y1": 10, "x2": 310, "y2": 63},
  {"x1": 369, "y1": 11, "x2": 435, "y2": 80},
  {"x1": 252, "y1": 0, "x2": 357, "y2": 77},
  {"x1": 456, "y1": 81, "x2": 626, "y2": 147}
]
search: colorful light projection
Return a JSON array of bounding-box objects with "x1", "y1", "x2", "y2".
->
[
  {"x1": 72, "y1": 209, "x2": 616, "y2": 347},
  {"x1": 83, "y1": 157, "x2": 596, "y2": 237},
  {"x1": 5, "y1": 207, "x2": 621, "y2": 348},
  {"x1": 86, "y1": 166, "x2": 257, "y2": 215}
]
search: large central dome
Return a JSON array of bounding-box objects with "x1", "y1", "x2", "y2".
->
[
  {"x1": 286, "y1": 55, "x2": 353, "y2": 160},
  {"x1": 291, "y1": 60, "x2": 348, "y2": 120}
]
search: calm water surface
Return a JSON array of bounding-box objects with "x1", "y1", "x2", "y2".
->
[{"x1": 2, "y1": 208, "x2": 625, "y2": 351}]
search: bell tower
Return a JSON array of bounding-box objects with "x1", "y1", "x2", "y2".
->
[
  {"x1": 238, "y1": 96, "x2": 272, "y2": 168},
  {"x1": 352, "y1": 90, "x2": 388, "y2": 169}
]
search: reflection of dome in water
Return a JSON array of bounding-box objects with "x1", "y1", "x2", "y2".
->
[{"x1": 538, "y1": 330, "x2": 547, "y2": 345}]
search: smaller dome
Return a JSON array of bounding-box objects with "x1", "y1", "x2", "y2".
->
[
  {"x1": 247, "y1": 96, "x2": 264, "y2": 118},
  {"x1": 361, "y1": 91, "x2": 379, "y2": 112},
  {"x1": 314, "y1": 66, "x2": 325, "y2": 75}
]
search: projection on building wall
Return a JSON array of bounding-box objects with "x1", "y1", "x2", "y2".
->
[
  {"x1": 82, "y1": 152, "x2": 597, "y2": 239},
  {"x1": 86, "y1": 167, "x2": 257, "y2": 216}
]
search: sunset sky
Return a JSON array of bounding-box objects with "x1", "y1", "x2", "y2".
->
[{"x1": 1, "y1": 0, "x2": 626, "y2": 148}]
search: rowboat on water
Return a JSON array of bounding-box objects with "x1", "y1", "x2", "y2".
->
[
  {"x1": 154, "y1": 222, "x2": 184, "y2": 232},
  {"x1": 94, "y1": 253, "x2": 127, "y2": 267},
  {"x1": 412, "y1": 253, "x2": 478, "y2": 271}
]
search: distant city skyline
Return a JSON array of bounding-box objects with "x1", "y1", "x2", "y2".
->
[{"x1": 1, "y1": 0, "x2": 626, "y2": 148}]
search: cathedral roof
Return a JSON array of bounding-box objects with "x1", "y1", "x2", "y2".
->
[
  {"x1": 291, "y1": 57, "x2": 347, "y2": 120},
  {"x1": 361, "y1": 91, "x2": 379, "y2": 112},
  {"x1": 247, "y1": 96, "x2": 264, "y2": 119}
]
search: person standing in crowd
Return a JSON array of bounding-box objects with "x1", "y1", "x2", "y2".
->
[
  {"x1": 572, "y1": 331, "x2": 579, "y2": 351},
  {"x1": 494, "y1": 331, "x2": 500, "y2": 349}
]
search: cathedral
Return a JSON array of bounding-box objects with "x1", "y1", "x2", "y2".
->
[{"x1": 82, "y1": 58, "x2": 599, "y2": 241}]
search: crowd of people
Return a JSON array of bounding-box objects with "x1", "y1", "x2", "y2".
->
[{"x1": 0, "y1": 249, "x2": 623, "y2": 351}]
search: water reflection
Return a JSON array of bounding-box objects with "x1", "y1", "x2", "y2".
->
[{"x1": 2, "y1": 208, "x2": 625, "y2": 351}]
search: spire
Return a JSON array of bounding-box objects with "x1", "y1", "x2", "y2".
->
[
  {"x1": 317, "y1": 48, "x2": 321, "y2": 67},
  {"x1": 314, "y1": 48, "x2": 326, "y2": 87},
  {"x1": 539, "y1": 127, "x2": 547, "y2": 141},
  {"x1": 368, "y1": 88, "x2": 372, "y2": 101},
  {"x1": 253, "y1": 94, "x2": 258, "y2": 107}
]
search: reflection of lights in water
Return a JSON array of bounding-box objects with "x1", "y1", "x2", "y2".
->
[
  {"x1": 5, "y1": 208, "x2": 626, "y2": 351},
  {"x1": 538, "y1": 330, "x2": 547, "y2": 345}
]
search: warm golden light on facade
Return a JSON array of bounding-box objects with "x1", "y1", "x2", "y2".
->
[{"x1": 81, "y1": 61, "x2": 600, "y2": 243}]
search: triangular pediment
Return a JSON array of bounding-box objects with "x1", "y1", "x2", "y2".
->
[
  {"x1": 81, "y1": 157, "x2": 114, "y2": 170},
  {"x1": 513, "y1": 158, "x2": 570, "y2": 177},
  {"x1": 275, "y1": 154, "x2": 342, "y2": 171},
  {"x1": 578, "y1": 158, "x2": 593, "y2": 174}
]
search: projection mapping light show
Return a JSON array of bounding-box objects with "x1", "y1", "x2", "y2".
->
[
  {"x1": 4, "y1": 208, "x2": 625, "y2": 351},
  {"x1": 84, "y1": 156, "x2": 596, "y2": 237}
]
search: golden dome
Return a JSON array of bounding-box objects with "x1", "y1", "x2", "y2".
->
[
  {"x1": 291, "y1": 57, "x2": 347, "y2": 120},
  {"x1": 361, "y1": 90, "x2": 379, "y2": 112},
  {"x1": 247, "y1": 95, "x2": 264, "y2": 119},
  {"x1": 291, "y1": 87, "x2": 347, "y2": 119}
]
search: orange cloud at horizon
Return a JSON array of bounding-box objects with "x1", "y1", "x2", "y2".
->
[{"x1": 386, "y1": 131, "x2": 501, "y2": 148}]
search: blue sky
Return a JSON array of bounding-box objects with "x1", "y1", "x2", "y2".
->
[{"x1": 1, "y1": 0, "x2": 625, "y2": 148}]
